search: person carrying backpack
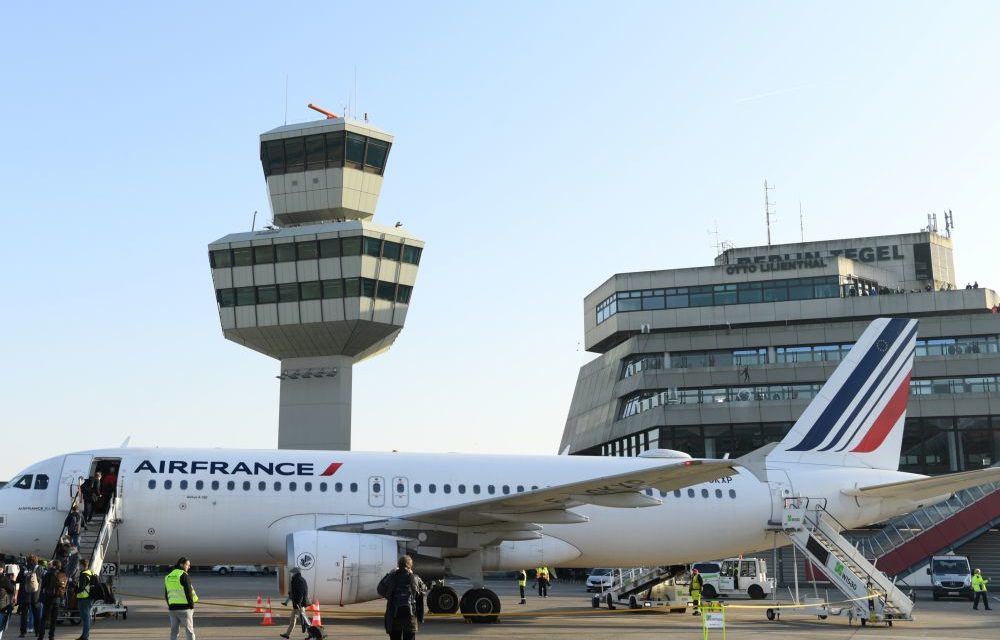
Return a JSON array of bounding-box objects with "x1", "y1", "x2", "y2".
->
[
  {"x1": 0, "y1": 564, "x2": 16, "y2": 635},
  {"x1": 17, "y1": 555, "x2": 43, "y2": 638},
  {"x1": 37, "y1": 559, "x2": 68, "y2": 640},
  {"x1": 377, "y1": 556, "x2": 427, "y2": 640}
]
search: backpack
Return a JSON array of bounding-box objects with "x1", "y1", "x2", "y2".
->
[
  {"x1": 26, "y1": 567, "x2": 41, "y2": 593},
  {"x1": 53, "y1": 571, "x2": 69, "y2": 598},
  {"x1": 390, "y1": 573, "x2": 415, "y2": 617},
  {"x1": 306, "y1": 625, "x2": 327, "y2": 639}
]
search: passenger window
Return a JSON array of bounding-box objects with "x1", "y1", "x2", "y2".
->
[
  {"x1": 273, "y1": 482, "x2": 282, "y2": 491},
  {"x1": 674, "y1": 490, "x2": 681, "y2": 497},
  {"x1": 473, "y1": 485, "x2": 481, "y2": 494},
  {"x1": 487, "y1": 485, "x2": 496, "y2": 495},
  {"x1": 227, "y1": 481, "x2": 235, "y2": 491},
  {"x1": 458, "y1": 484, "x2": 466, "y2": 494},
  {"x1": 428, "y1": 484, "x2": 437, "y2": 494},
  {"x1": 659, "y1": 490, "x2": 667, "y2": 498},
  {"x1": 289, "y1": 482, "x2": 297, "y2": 492},
  {"x1": 148, "y1": 480, "x2": 156, "y2": 490},
  {"x1": 259, "y1": 481, "x2": 266, "y2": 491},
  {"x1": 414, "y1": 483, "x2": 421, "y2": 493},
  {"x1": 243, "y1": 481, "x2": 251, "y2": 491},
  {"x1": 350, "y1": 482, "x2": 358, "y2": 493},
  {"x1": 335, "y1": 482, "x2": 343, "y2": 492},
  {"x1": 196, "y1": 480, "x2": 204, "y2": 490},
  {"x1": 34, "y1": 475, "x2": 49, "y2": 490},
  {"x1": 729, "y1": 489, "x2": 736, "y2": 498},
  {"x1": 180, "y1": 480, "x2": 188, "y2": 490},
  {"x1": 164, "y1": 480, "x2": 173, "y2": 490},
  {"x1": 715, "y1": 489, "x2": 722, "y2": 498},
  {"x1": 443, "y1": 484, "x2": 451, "y2": 494},
  {"x1": 13, "y1": 475, "x2": 33, "y2": 490},
  {"x1": 396, "y1": 482, "x2": 404, "y2": 493},
  {"x1": 531, "y1": 485, "x2": 538, "y2": 490},
  {"x1": 304, "y1": 482, "x2": 312, "y2": 492},
  {"x1": 320, "y1": 482, "x2": 327, "y2": 492},
  {"x1": 373, "y1": 482, "x2": 381, "y2": 493},
  {"x1": 211, "y1": 481, "x2": 220, "y2": 490},
  {"x1": 517, "y1": 485, "x2": 524, "y2": 493},
  {"x1": 701, "y1": 489, "x2": 709, "y2": 498},
  {"x1": 687, "y1": 489, "x2": 695, "y2": 498},
  {"x1": 502, "y1": 485, "x2": 510, "y2": 495}
]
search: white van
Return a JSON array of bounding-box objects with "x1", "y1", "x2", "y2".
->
[
  {"x1": 691, "y1": 558, "x2": 773, "y2": 599},
  {"x1": 927, "y1": 555, "x2": 973, "y2": 600}
]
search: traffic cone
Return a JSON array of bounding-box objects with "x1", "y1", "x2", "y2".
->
[
  {"x1": 261, "y1": 597, "x2": 274, "y2": 626},
  {"x1": 311, "y1": 599, "x2": 323, "y2": 627},
  {"x1": 255, "y1": 593, "x2": 263, "y2": 613}
]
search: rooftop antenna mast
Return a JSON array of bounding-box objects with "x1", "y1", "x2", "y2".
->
[
  {"x1": 764, "y1": 179, "x2": 776, "y2": 246},
  {"x1": 944, "y1": 209, "x2": 954, "y2": 238},
  {"x1": 799, "y1": 201, "x2": 804, "y2": 242}
]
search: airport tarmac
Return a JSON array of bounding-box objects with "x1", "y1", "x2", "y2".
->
[{"x1": 63, "y1": 574, "x2": 998, "y2": 639}]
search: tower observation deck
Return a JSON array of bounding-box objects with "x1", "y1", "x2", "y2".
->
[{"x1": 208, "y1": 112, "x2": 424, "y2": 450}]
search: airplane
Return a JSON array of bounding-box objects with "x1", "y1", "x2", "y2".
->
[{"x1": 1, "y1": 317, "x2": 998, "y2": 622}]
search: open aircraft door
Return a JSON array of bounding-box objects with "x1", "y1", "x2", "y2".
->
[{"x1": 58, "y1": 454, "x2": 92, "y2": 511}]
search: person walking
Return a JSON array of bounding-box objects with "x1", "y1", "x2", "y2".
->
[
  {"x1": 689, "y1": 568, "x2": 703, "y2": 616},
  {"x1": 0, "y1": 565, "x2": 16, "y2": 635},
  {"x1": 79, "y1": 475, "x2": 99, "y2": 527},
  {"x1": 535, "y1": 566, "x2": 549, "y2": 598},
  {"x1": 279, "y1": 568, "x2": 309, "y2": 639},
  {"x1": 17, "y1": 555, "x2": 43, "y2": 638},
  {"x1": 63, "y1": 507, "x2": 82, "y2": 549},
  {"x1": 37, "y1": 559, "x2": 68, "y2": 640},
  {"x1": 517, "y1": 569, "x2": 527, "y2": 604},
  {"x1": 75, "y1": 559, "x2": 96, "y2": 640},
  {"x1": 377, "y1": 555, "x2": 427, "y2": 640},
  {"x1": 972, "y1": 568, "x2": 991, "y2": 610},
  {"x1": 164, "y1": 557, "x2": 198, "y2": 640}
]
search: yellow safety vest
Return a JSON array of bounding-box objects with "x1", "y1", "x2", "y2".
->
[
  {"x1": 77, "y1": 570, "x2": 95, "y2": 599},
  {"x1": 517, "y1": 571, "x2": 527, "y2": 587},
  {"x1": 972, "y1": 574, "x2": 988, "y2": 592},
  {"x1": 164, "y1": 569, "x2": 199, "y2": 606}
]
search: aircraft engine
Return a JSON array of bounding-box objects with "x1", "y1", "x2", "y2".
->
[{"x1": 287, "y1": 530, "x2": 400, "y2": 605}]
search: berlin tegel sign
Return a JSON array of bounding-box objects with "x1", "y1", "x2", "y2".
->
[{"x1": 725, "y1": 245, "x2": 904, "y2": 275}]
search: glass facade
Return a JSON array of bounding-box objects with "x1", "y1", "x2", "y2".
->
[
  {"x1": 261, "y1": 130, "x2": 391, "y2": 176},
  {"x1": 210, "y1": 237, "x2": 421, "y2": 268},
  {"x1": 596, "y1": 276, "x2": 841, "y2": 324},
  {"x1": 216, "y1": 279, "x2": 413, "y2": 307}
]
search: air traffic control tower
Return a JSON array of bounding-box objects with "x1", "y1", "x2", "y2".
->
[{"x1": 207, "y1": 108, "x2": 424, "y2": 450}]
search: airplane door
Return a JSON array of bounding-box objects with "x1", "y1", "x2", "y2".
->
[
  {"x1": 392, "y1": 476, "x2": 409, "y2": 508},
  {"x1": 58, "y1": 454, "x2": 92, "y2": 511},
  {"x1": 368, "y1": 476, "x2": 385, "y2": 508},
  {"x1": 766, "y1": 468, "x2": 794, "y2": 524}
]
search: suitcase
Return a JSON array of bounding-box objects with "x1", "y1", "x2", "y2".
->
[{"x1": 306, "y1": 624, "x2": 327, "y2": 639}]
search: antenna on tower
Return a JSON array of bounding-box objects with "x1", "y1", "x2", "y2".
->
[
  {"x1": 944, "y1": 209, "x2": 954, "y2": 237},
  {"x1": 708, "y1": 221, "x2": 734, "y2": 262},
  {"x1": 799, "y1": 201, "x2": 804, "y2": 242},
  {"x1": 764, "y1": 180, "x2": 776, "y2": 246}
]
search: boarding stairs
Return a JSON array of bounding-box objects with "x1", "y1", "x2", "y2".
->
[
  {"x1": 776, "y1": 498, "x2": 913, "y2": 626},
  {"x1": 593, "y1": 566, "x2": 687, "y2": 610},
  {"x1": 55, "y1": 482, "x2": 121, "y2": 577},
  {"x1": 857, "y1": 479, "x2": 1000, "y2": 577}
]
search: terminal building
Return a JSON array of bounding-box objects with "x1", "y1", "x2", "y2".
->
[
  {"x1": 208, "y1": 112, "x2": 423, "y2": 450},
  {"x1": 560, "y1": 230, "x2": 1000, "y2": 582}
]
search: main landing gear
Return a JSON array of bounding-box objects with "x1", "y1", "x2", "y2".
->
[
  {"x1": 426, "y1": 584, "x2": 460, "y2": 614},
  {"x1": 459, "y1": 588, "x2": 501, "y2": 623}
]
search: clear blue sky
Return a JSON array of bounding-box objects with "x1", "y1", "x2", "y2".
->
[{"x1": 2, "y1": 2, "x2": 998, "y2": 479}]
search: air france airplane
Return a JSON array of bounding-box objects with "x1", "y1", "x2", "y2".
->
[{"x1": 1, "y1": 318, "x2": 997, "y2": 620}]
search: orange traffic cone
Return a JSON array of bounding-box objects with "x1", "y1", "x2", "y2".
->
[
  {"x1": 311, "y1": 599, "x2": 323, "y2": 627},
  {"x1": 255, "y1": 594, "x2": 263, "y2": 613},
  {"x1": 261, "y1": 597, "x2": 274, "y2": 626}
]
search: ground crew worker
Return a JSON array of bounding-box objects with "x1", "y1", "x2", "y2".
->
[
  {"x1": 164, "y1": 557, "x2": 198, "y2": 640},
  {"x1": 972, "y1": 568, "x2": 991, "y2": 610},
  {"x1": 76, "y1": 558, "x2": 96, "y2": 640},
  {"x1": 517, "y1": 570, "x2": 527, "y2": 604},
  {"x1": 535, "y1": 566, "x2": 550, "y2": 598},
  {"x1": 689, "y1": 568, "x2": 703, "y2": 615}
]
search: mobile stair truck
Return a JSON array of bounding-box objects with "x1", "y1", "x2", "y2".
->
[
  {"x1": 591, "y1": 566, "x2": 688, "y2": 612},
  {"x1": 765, "y1": 497, "x2": 914, "y2": 627}
]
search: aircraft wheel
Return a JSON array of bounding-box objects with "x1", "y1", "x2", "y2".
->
[
  {"x1": 427, "y1": 585, "x2": 459, "y2": 614},
  {"x1": 747, "y1": 584, "x2": 765, "y2": 600},
  {"x1": 818, "y1": 615, "x2": 828, "y2": 620},
  {"x1": 629, "y1": 595, "x2": 639, "y2": 609},
  {"x1": 460, "y1": 588, "x2": 501, "y2": 623},
  {"x1": 702, "y1": 584, "x2": 717, "y2": 599},
  {"x1": 766, "y1": 608, "x2": 776, "y2": 621}
]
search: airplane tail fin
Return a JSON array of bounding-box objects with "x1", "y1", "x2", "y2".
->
[{"x1": 766, "y1": 318, "x2": 918, "y2": 471}]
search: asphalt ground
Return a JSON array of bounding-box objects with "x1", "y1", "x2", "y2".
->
[{"x1": 53, "y1": 574, "x2": 997, "y2": 640}]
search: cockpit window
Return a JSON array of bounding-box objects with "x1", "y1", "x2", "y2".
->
[
  {"x1": 34, "y1": 475, "x2": 49, "y2": 490},
  {"x1": 13, "y1": 475, "x2": 33, "y2": 489}
]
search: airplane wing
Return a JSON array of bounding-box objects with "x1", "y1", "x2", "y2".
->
[
  {"x1": 330, "y1": 459, "x2": 737, "y2": 535},
  {"x1": 842, "y1": 466, "x2": 1000, "y2": 501}
]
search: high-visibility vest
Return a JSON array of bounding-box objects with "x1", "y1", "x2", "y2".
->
[
  {"x1": 164, "y1": 569, "x2": 198, "y2": 606},
  {"x1": 690, "y1": 574, "x2": 703, "y2": 595},
  {"x1": 77, "y1": 570, "x2": 95, "y2": 599},
  {"x1": 972, "y1": 574, "x2": 988, "y2": 592},
  {"x1": 517, "y1": 571, "x2": 527, "y2": 587}
]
